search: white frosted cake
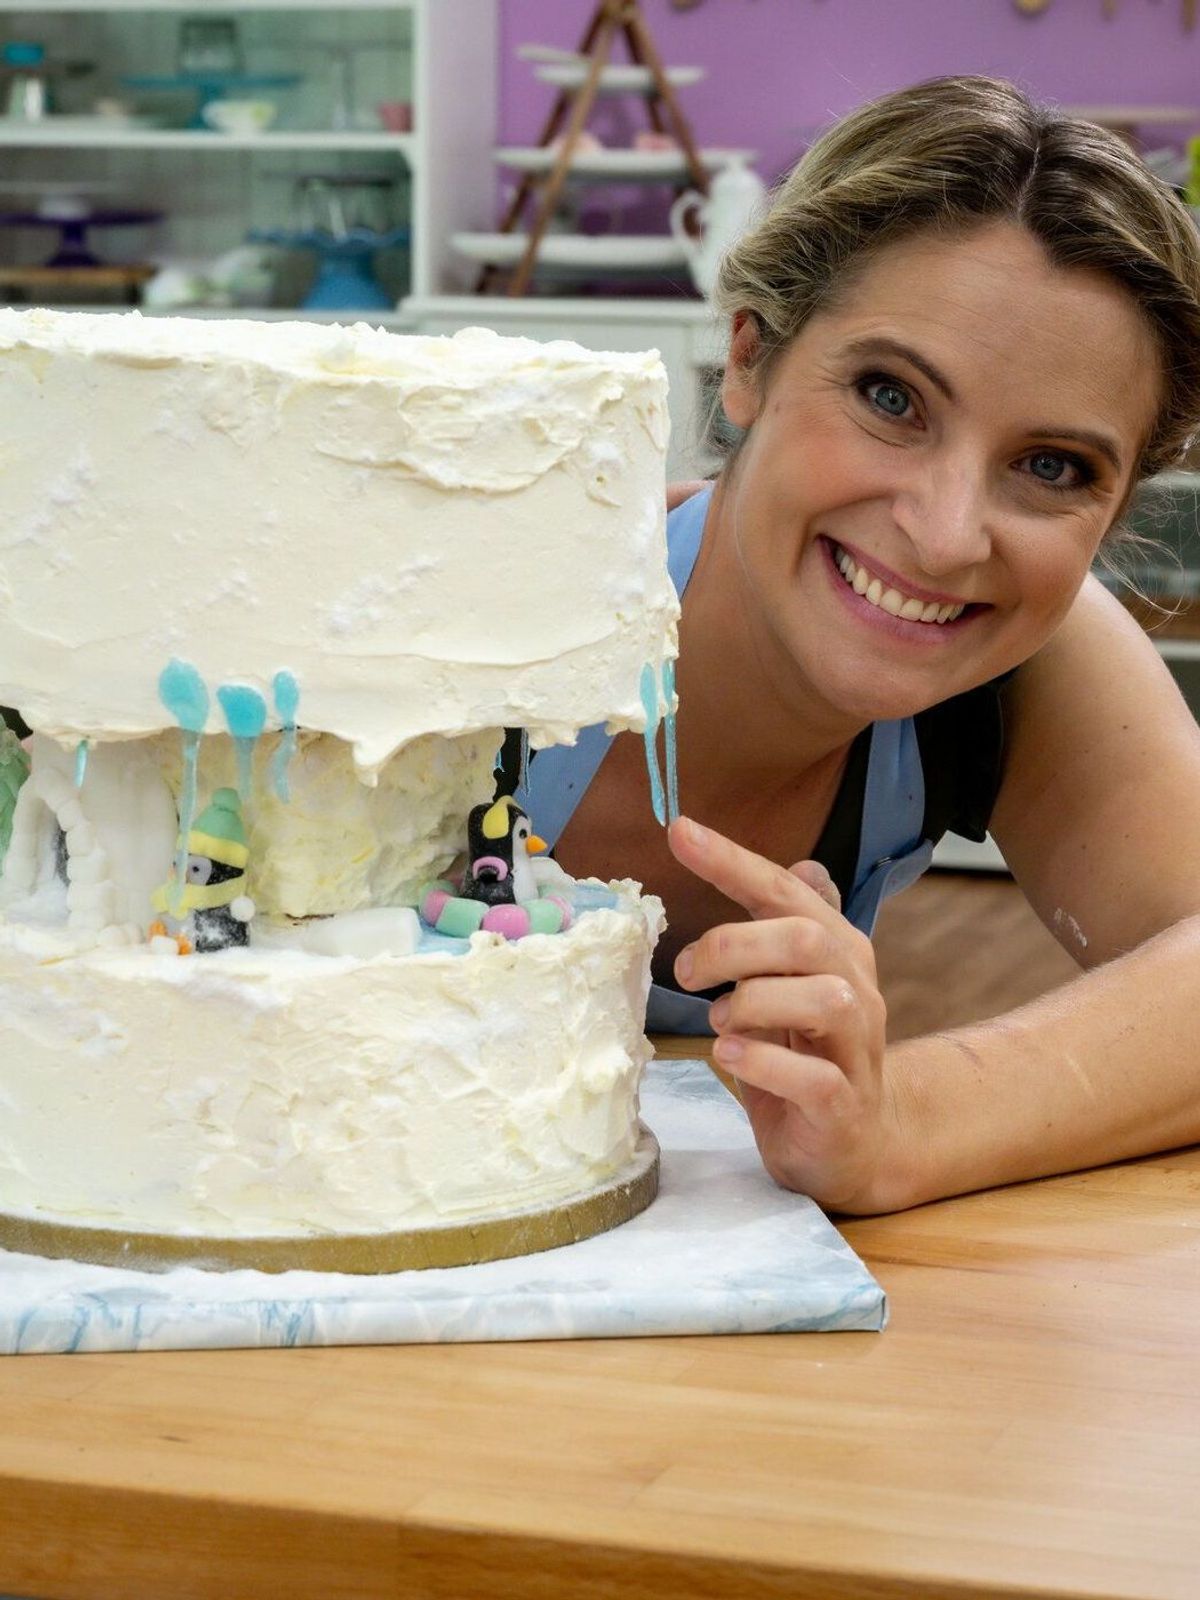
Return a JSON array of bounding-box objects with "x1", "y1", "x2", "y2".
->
[{"x1": 0, "y1": 309, "x2": 677, "y2": 1272}]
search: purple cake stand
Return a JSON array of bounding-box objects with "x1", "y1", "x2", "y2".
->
[{"x1": 0, "y1": 208, "x2": 162, "y2": 268}]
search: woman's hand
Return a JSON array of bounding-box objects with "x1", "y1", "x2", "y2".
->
[{"x1": 667, "y1": 815, "x2": 906, "y2": 1214}]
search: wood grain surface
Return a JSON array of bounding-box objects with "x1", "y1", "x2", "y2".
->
[{"x1": 1, "y1": 875, "x2": 1197, "y2": 1600}]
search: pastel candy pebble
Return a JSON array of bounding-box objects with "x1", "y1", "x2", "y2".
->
[
  {"x1": 525, "y1": 898, "x2": 566, "y2": 935},
  {"x1": 418, "y1": 878, "x2": 457, "y2": 927},
  {"x1": 480, "y1": 903, "x2": 531, "y2": 940},
  {"x1": 545, "y1": 893, "x2": 572, "y2": 931},
  {"x1": 435, "y1": 896, "x2": 487, "y2": 938}
]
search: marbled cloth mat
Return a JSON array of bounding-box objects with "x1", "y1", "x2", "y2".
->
[{"x1": 0, "y1": 1061, "x2": 886, "y2": 1355}]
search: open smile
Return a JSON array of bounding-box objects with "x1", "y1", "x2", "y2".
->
[{"x1": 820, "y1": 538, "x2": 987, "y2": 635}]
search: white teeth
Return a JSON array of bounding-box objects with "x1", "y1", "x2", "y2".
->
[{"x1": 832, "y1": 544, "x2": 966, "y2": 625}]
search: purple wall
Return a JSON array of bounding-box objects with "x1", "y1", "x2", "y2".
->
[{"x1": 499, "y1": 0, "x2": 1200, "y2": 185}]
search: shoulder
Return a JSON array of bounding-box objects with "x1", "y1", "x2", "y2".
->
[
  {"x1": 991, "y1": 574, "x2": 1200, "y2": 960},
  {"x1": 996, "y1": 573, "x2": 1192, "y2": 761}
]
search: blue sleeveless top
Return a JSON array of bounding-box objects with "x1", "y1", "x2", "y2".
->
[{"x1": 516, "y1": 485, "x2": 937, "y2": 1034}]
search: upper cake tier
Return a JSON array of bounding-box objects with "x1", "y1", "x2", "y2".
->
[{"x1": 0, "y1": 310, "x2": 677, "y2": 776}]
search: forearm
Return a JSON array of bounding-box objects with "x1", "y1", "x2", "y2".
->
[{"x1": 880, "y1": 912, "x2": 1200, "y2": 1212}]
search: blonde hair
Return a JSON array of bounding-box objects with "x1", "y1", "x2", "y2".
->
[{"x1": 715, "y1": 75, "x2": 1200, "y2": 485}]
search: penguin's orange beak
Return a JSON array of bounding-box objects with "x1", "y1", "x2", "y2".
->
[{"x1": 527, "y1": 834, "x2": 547, "y2": 854}]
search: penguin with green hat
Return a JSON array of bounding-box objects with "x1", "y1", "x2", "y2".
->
[{"x1": 150, "y1": 787, "x2": 256, "y2": 954}]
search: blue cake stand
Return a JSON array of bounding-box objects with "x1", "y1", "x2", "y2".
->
[{"x1": 250, "y1": 225, "x2": 410, "y2": 311}]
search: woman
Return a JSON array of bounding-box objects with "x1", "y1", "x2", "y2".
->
[{"x1": 519, "y1": 76, "x2": 1200, "y2": 1216}]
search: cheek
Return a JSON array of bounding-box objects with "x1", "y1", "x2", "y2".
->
[
  {"x1": 750, "y1": 401, "x2": 889, "y2": 513},
  {"x1": 1007, "y1": 519, "x2": 1101, "y2": 621}
]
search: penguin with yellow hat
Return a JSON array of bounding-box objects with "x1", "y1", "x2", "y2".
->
[{"x1": 149, "y1": 787, "x2": 256, "y2": 954}]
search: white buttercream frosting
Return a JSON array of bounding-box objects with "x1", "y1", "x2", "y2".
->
[
  {"x1": 0, "y1": 884, "x2": 663, "y2": 1236},
  {"x1": 0, "y1": 309, "x2": 677, "y2": 776}
]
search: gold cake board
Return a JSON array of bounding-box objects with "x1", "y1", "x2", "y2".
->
[{"x1": 0, "y1": 1128, "x2": 660, "y2": 1277}]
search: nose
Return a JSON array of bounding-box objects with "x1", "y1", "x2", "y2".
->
[{"x1": 890, "y1": 452, "x2": 993, "y2": 578}]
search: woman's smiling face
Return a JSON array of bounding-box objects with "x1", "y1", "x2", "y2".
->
[{"x1": 719, "y1": 221, "x2": 1162, "y2": 723}]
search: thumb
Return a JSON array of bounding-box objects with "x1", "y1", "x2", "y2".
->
[{"x1": 788, "y1": 858, "x2": 841, "y2": 912}]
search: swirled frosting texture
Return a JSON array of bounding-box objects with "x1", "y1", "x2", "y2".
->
[
  {"x1": 0, "y1": 310, "x2": 676, "y2": 775},
  {"x1": 0, "y1": 885, "x2": 662, "y2": 1236}
]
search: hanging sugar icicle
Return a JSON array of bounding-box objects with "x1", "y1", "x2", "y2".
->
[
  {"x1": 661, "y1": 659, "x2": 679, "y2": 823},
  {"x1": 639, "y1": 662, "x2": 666, "y2": 826},
  {"x1": 217, "y1": 684, "x2": 268, "y2": 806},
  {"x1": 518, "y1": 728, "x2": 531, "y2": 794},
  {"x1": 271, "y1": 670, "x2": 300, "y2": 802},
  {"x1": 74, "y1": 737, "x2": 90, "y2": 790},
  {"x1": 157, "y1": 659, "x2": 209, "y2": 915}
]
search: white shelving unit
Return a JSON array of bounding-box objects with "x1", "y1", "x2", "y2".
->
[
  {"x1": 0, "y1": 0, "x2": 496, "y2": 301},
  {"x1": 0, "y1": 127, "x2": 417, "y2": 152}
]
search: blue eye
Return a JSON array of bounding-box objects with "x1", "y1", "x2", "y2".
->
[
  {"x1": 1024, "y1": 450, "x2": 1091, "y2": 491},
  {"x1": 863, "y1": 378, "x2": 911, "y2": 418}
]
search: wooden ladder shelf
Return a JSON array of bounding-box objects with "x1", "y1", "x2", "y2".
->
[{"x1": 480, "y1": 0, "x2": 709, "y2": 296}]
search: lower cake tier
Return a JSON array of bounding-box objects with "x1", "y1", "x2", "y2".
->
[{"x1": 0, "y1": 882, "x2": 664, "y2": 1272}]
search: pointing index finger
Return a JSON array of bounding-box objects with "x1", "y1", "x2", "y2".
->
[{"x1": 667, "y1": 816, "x2": 840, "y2": 925}]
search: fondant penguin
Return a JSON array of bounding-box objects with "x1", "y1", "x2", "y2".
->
[
  {"x1": 460, "y1": 797, "x2": 546, "y2": 907},
  {"x1": 418, "y1": 796, "x2": 571, "y2": 941},
  {"x1": 150, "y1": 786, "x2": 256, "y2": 954}
]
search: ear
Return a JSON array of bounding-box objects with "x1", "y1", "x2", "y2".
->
[{"x1": 721, "y1": 311, "x2": 764, "y2": 432}]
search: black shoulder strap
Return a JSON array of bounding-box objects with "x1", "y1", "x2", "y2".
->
[{"x1": 913, "y1": 670, "x2": 1013, "y2": 845}]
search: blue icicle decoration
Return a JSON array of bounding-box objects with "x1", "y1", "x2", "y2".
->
[
  {"x1": 639, "y1": 662, "x2": 666, "y2": 827},
  {"x1": 217, "y1": 684, "x2": 268, "y2": 806},
  {"x1": 662, "y1": 659, "x2": 679, "y2": 824},
  {"x1": 74, "y1": 738, "x2": 90, "y2": 790},
  {"x1": 271, "y1": 670, "x2": 300, "y2": 803},
  {"x1": 158, "y1": 659, "x2": 209, "y2": 911}
]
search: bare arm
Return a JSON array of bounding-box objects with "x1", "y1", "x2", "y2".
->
[
  {"x1": 886, "y1": 912, "x2": 1200, "y2": 1209},
  {"x1": 886, "y1": 576, "x2": 1200, "y2": 1209}
]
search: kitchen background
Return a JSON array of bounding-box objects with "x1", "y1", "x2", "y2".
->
[{"x1": 2, "y1": 0, "x2": 1199, "y2": 879}]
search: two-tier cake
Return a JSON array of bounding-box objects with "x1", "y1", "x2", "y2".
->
[{"x1": 0, "y1": 309, "x2": 678, "y2": 1273}]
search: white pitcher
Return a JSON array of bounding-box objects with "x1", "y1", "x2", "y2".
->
[{"x1": 670, "y1": 155, "x2": 767, "y2": 297}]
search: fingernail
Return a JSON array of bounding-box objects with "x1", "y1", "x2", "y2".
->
[
  {"x1": 709, "y1": 996, "x2": 730, "y2": 1028},
  {"x1": 675, "y1": 945, "x2": 694, "y2": 985},
  {"x1": 681, "y1": 816, "x2": 706, "y2": 849},
  {"x1": 713, "y1": 1034, "x2": 743, "y2": 1063}
]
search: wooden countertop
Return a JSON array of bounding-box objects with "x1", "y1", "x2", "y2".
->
[{"x1": 2, "y1": 1037, "x2": 1198, "y2": 1600}]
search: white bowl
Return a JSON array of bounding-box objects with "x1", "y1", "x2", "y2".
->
[{"x1": 202, "y1": 100, "x2": 277, "y2": 136}]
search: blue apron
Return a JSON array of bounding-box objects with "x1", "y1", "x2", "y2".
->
[{"x1": 517, "y1": 485, "x2": 934, "y2": 1034}]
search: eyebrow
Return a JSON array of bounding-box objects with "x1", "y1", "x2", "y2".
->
[
  {"x1": 838, "y1": 335, "x2": 1125, "y2": 474},
  {"x1": 840, "y1": 336, "x2": 957, "y2": 400}
]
